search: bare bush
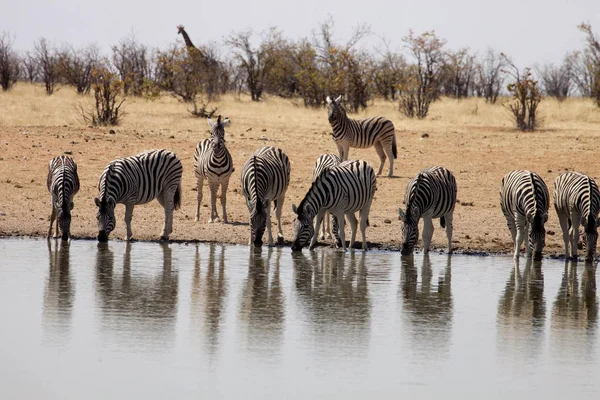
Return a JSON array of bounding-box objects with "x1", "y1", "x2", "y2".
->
[
  {"x1": 34, "y1": 38, "x2": 61, "y2": 95},
  {"x1": 474, "y1": 48, "x2": 505, "y2": 104},
  {"x1": 293, "y1": 40, "x2": 326, "y2": 107},
  {"x1": 372, "y1": 41, "x2": 408, "y2": 101},
  {"x1": 156, "y1": 45, "x2": 201, "y2": 102},
  {"x1": 112, "y1": 36, "x2": 156, "y2": 97},
  {"x1": 440, "y1": 48, "x2": 477, "y2": 98},
  {"x1": 76, "y1": 68, "x2": 125, "y2": 126},
  {"x1": 60, "y1": 45, "x2": 99, "y2": 94},
  {"x1": 22, "y1": 51, "x2": 38, "y2": 83},
  {"x1": 189, "y1": 97, "x2": 218, "y2": 118},
  {"x1": 502, "y1": 54, "x2": 541, "y2": 131},
  {"x1": 537, "y1": 55, "x2": 572, "y2": 101},
  {"x1": 0, "y1": 33, "x2": 21, "y2": 91},
  {"x1": 577, "y1": 23, "x2": 600, "y2": 107}
]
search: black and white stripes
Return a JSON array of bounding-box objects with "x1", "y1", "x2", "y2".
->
[
  {"x1": 500, "y1": 170, "x2": 549, "y2": 260},
  {"x1": 553, "y1": 171, "x2": 600, "y2": 261},
  {"x1": 326, "y1": 95, "x2": 397, "y2": 177},
  {"x1": 398, "y1": 166, "x2": 457, "y2": 255},
  {"x1": 47, "y1": 155, "x2": 80, "y2": 240},
  {"x1": 291, "y1": 159, "x2": 376, "y2": 251},
  {"x1": 241, "y1": 146, "x2": 291, "y2": 247},
  {"x1": 94, "y1": 149, "x2": 183, "y2": 242},
  {"x1": 194, "y1": 116, "x2": 234, "y2": 223},
  {"x1": 312, "y1": 154, "x2": 341, "y2": 242}
]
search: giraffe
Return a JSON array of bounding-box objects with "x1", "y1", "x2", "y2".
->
[{"x1": 177, "y1": 25, "x2": 205, "y2": 60}]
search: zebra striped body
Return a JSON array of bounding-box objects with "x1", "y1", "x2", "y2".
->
[
  {"x1": 46, "y1": 155, "x2": 80, "y2": 241},
  {"x1": 500, "y1": 170, "x2": 549, "y2": 260},
  {"x1": 94, "y1": 149, "x2": 183, "y2": 242},
  {"x1": 326, "y1": 95, "x2": 397, "y2": 177},
  {"x1": 398, "y1": 166, "x2": 457, "y2": 255},
  {"x1": 241, "y1": 146, "x2": 291, "y2": 247},
  {"x1": 553, "y1": 171, "x2": 600, "y2": 260},
  {"x1": 312, "y1": 154, "x2": 342, "y2": 242},
  {"x1": 292, "y1": 159, "x2": 376, "y2": 251},
  {"x1": 194, "y1": 116, "x2": 234, "y2": 223}
]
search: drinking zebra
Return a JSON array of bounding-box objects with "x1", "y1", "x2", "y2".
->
[
  {"x1": 326, "y1": 95, "x2": 397, "y2": 177},
  {"x1": 94, "y1": 149, "x2": 183, "y2": 242},
  {"x1": 553, "y1": 171, "x2": 600, "y2": 261},
  {"x1": 500, "y1": 170, "x2": 549, "y2": 261},
  {"x1": 291, "y1": 159, "x2": 376, "y2": 251},
  {"x1": 241, "y1": 146, "x2": 291, "y2": 247},
  {"x1": 46, "y1": 155, "x2": 80, "y2": 241},
  {"x1": 193, "y1": 115, "x2": 234, "y2": 223},
  {"x1": 312, "y1": 154, "x2": 342, "y2": 242},
  {"x1": 398, "y1": 166, "x2": 457, "y2": 256}
]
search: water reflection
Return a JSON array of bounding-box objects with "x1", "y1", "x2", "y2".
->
[
  {"x1": 292, "y1": 250, "x2": 370, "y2": 356},
  {"x1": 551, "y1": 260, "x2": 598, "y2": 360},
  {"x1": 238, "y1": 247, "x2": 285, "y2": 355},
  {"x1": 43, "y1": 240, "x2": 75, "y2": 344},
  {"x1": 94, "y1": 242, "x2": 179, "y2": 350},
  {"x1": 190, "y1": 244, "x2": 228, "y2": 356},
  {"x1": 400, "y1": 254, "x2": 453, "y2": 355},
  {"x1": 497, "y1": 258, "x2": 545, "y2": 358}
]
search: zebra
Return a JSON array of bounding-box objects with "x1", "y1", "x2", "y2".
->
[
  {"x1": 291, "y1": 159, "x2": 376, "y2": 251},
  {"x1": 241, "y1": 146, "x2": 291, "y2": 247},
  {"x1": 94, "y1": 149, "x2": 183, "y2": 242},
  {"x1": 46, "y1": 155, "x2": 80, "y2": 241},
  {"x1": 193, "y1": 115, "x2": 234, "y2": 223},
  {"x1": 312, "y1": 154, "x2": 342, "y2": 242},
  {"x1": 398, "y1": 166, "x2": 457, "y2": 256},
  {"x1": 553, "y1": 171, "x2": 600, "y2": 261},
  {"x1": 326, "y1": 95, "x2": 397, "y2": 177},
  {"x1": 500, "y1": 170, "x2": 550, "y2": 261}
]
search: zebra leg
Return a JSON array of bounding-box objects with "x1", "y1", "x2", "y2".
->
[
  {"x1": 504, "y1": 211, "x2": 518, "y2": 245},
  {"x1": 359, "y1": 203, "x2": 372, "y2": 251},
  {"x1": 336, "y1": 143, "x2": 345, "y2": 161},
  {"x1": 275, "y1": 195, "x2": 285, "y2": 244},
  {"x1": 310, "y1": 210, "x2": 325, "y2": 250},
  {"x1": 374, "y1": 142, "x2": 386, "y2": 176},
  {"x1": 195, "y1": 174, "x2": 204, "y2": 222},
  {"x1": 444, "y1": 212, "x2": 454, "y2": 254},
  {"x1": 208, "y1": 181, "x2": 219, "y2": 223},
  {"x1": 325, "y1": 211, "x2": 332, "y2": 240},
  {"x1": 123, "y1": 204, "x2": 134, "y2": 241},
  {"x1": 555, "y1": 209, "x2": 570, "y2": 257},
  {"x1": 220, "y1": 179, "x2": 230, "y2": 224},
  {"x1": 48, "y1": 206, "x2": 56, "y2": 239},
  {"x1": 160, "y1": 190, "x2": 177, "y2": 241},
  {"x1": 266, "y1": 200, "x2": 274, "y2": 246},
  {"x1": 346, "y1": 212, "x2": 358, "y2": 249},
  {"x1": 335, "y1": 213, "x2": 347, "y2": 251},
  {"x1": 422, "y1": 217, "x2": 434, "y2": 254},
  {"x1": 570, "y1": 211, "x2": 581, "y2": 259},
  {"x1": 514, "y1": 216, "x2": 527, "y2": 259},
  {"x1": 383, "y1": 141, "x2": 395, "y2": 177}
]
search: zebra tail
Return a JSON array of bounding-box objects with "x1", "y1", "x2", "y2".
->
[
  {"x1": 174, "y1": 183, "x2": 182, "y2": 210},
  {"x1": 440, "y1": 216, "x2": 446, "y2": 228},
  {"x1": 392, "y1": 135, "x2": 397, "y2": 159}
]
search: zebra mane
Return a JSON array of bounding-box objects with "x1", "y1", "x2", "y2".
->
[
  {"x1": 100, "y1": 161, "x2": 116, "y2": 203},
  {"x1": 252, "y1": 156, "x2": 263, "y2": 213},
  {"x1": 529, "y1": 172, "x2": 540, "y2": 216},
  {"x1": 297, "y1": 176, "x2": 322, "y2": 216},
  {"x1": 60, "y1": 157, "x2": 68, "y2": 211},
  {"x1": 406, "y1": 172, "x2": 423, "y2": 219},
  {"x1": 586, "y1": 176, "x2": 595, "y2": 232}
]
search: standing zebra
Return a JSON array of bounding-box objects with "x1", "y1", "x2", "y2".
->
[
  {"x1": 241, "y1": 146, "x2": 291, "y2": 247},
  {"x1": 194, "y1": 115, "x2": 234, "y2": 223},
  {"x1": 94, "y1": 149, "x2": 183, "y2": 242},
  {"x1": 46, "y1": 155, "x2": 80, "y2": 241},
  {"x1": 326, "y1": 95, "x2": 397, "y2": 177},
  {"x1": 553, "y1": 171, "x2": 600, "y2": 261},
  {"x1": 291, "y1": 159, "x2": 376, "y2": 251},
  {"x1": 312, "y1": 154, "x2": 341, "y2": 242},
  {"x1": 398, "y1": 166, "x2": 457, "y2": 256},
  {"x1": 500, "y1": 170, "x2": 550, "y2": 261}
]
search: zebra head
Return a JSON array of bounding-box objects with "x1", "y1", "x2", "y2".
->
[
  {"x1": 94, "y1": 197, "x2": 116, "y2": 242},
  {"x1": 208, "y1": 115, "x2": 230, "y2": 150},
  {"x1": 56, "y1": 201, "x2": 74, "y2": 241},
  {"x1": 527, "y1": 212, "x2": 548, "y2": 261},
  {"x1": 326, "y1": 95, "x2": 344, "y2": 124},
  {"x1": 291, "y1": 203, "x2": 315, "y2": 251},
  {"x1": 398, "y1": 206, "x2": 419, "y2": 255},
  {"x1": 250, "y1": 201, "x2": 267, "y2": 247},
  {"x1": 582, "y1": 214, "x2": 600, "y2": 261}
]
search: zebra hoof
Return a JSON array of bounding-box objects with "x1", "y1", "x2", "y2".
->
[
  {"x1": 159, "y1": 236, "x2": 169, "y2": 242},
  {"x1": 276, "y1": 236, "x2": 284, "y2": 245}
]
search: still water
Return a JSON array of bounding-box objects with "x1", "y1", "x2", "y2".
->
[{"x1": 0, "y1": 238, "x2": 598, "y2": 399}]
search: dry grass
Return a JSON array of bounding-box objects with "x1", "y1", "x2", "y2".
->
[{"x1": 1, "y1": 83, "x2": 600, "y2": 255}]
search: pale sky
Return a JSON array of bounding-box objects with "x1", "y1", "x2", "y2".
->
[{"x1": 2, "y1": 0, "x2": 598, "y2": 68}]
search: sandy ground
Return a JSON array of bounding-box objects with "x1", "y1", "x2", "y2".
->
[{"x1": 2, "y1": 86, "x2": 600, "y2": 256}]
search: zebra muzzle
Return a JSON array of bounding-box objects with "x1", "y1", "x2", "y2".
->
[{"x1": 97, "y1": 231, "x2": 109, "y2": 242}]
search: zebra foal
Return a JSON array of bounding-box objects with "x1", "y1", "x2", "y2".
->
[
  {"x1": 312, "y1": 154, "x2": 341, "y2": 242},
  {"x1": 194, "y1": 115, "x2": 234, "y2": 223},
  {"x1": 47, "y1": 155, "x2": 80, "y2": 241},
  {"x1": 291, "y1": 159, "x2": 376, "y2": 252},
  {"x1": 553, "y1": 171, "x2": 600, "y2": 261},
  {"x1": 398, "y1": 166, "x2": 457, "y2": 255},
  {"x1": 326, "y1": 95, "x2": 397, "y2": 177},
  {"x1": 241, "y1": 146, "x2": 291, "y2": 247},
  {"x1": 94, "y1": 149, "x2": 183, "y2": 242},
  {"x1": 500, "y1": 170, "x2": 549, "y2": 261}
]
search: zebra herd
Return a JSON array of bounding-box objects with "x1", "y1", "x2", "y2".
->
[{"x1": 44, "y1": 96, "x2": 600, "y2": 261}]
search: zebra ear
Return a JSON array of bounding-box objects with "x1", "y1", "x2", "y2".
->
[
  {"x1": 398, "y1": 208, "x2": 406, "y2": 222},
  {"x1": 207, "y1": 118, "x2": 214, "y2": 128},
  {"x1": 292, "y1": 204, "x2": 298, "y2": 214},
  {"x1": 70, "y1": 202, "x2": 74, "y2": 210},
  {"x1": 221, "y1": 116, "x2": 230, "y2": 127},
  {"x1": 94, "y1": 197, "x2": 101, "y2": 207},
  {"x1": 596, "y1": 217, "x2": 600, "y2": 228},
  {"x1": 543, "y1": 213, "x2": 548, "y2": 223},
  {"x1": 335, "y1": 95, "x2": 342, "y2": 103},
  {"x1": 326, "y1": 96, "x2": 332, "y2": 104}
]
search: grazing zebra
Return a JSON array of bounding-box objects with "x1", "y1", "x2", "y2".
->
[
  {"x1": 94, "y1": 149, "x2": 183, "y2": 242},
  {"x1": 46, "y1": 155, "x2": 80, "y2": 241},
  {"x1": 241, "y1": 146, "x2": 291, "y2": 247},
  {"x1": 553, "y1": 171, "x2": 600, "y2": 261},
  {"x1": 291, "y1": 159, "x2": 376, "y2": 251},
  {"x1": 398, "y1": 166, "x2": 457, "y2": 256},
  {"x1": 500, "y1": 170, "x2": 550, "y2": 261},
  {"x1": 193, "y1": 115, "x2": 234, "y2": 223},
  {"x1": 326, "y1": 95, "x2": 397, "y2": 177},
  {"x1": 312, "y1": 154, "x2": 342, "y2": 242}
]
